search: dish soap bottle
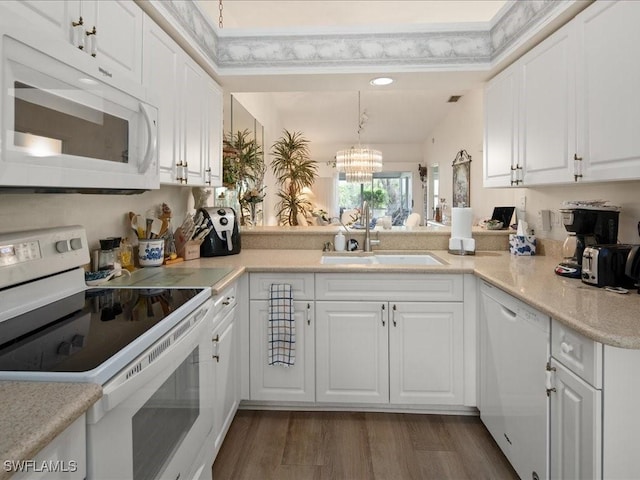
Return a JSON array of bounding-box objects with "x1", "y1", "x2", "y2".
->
[{"x1": 334, "y1": 230, "x2": 346, "y2": 251}]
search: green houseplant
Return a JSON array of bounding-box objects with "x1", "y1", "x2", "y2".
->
[
  {"x1": 223, "y1": 129, "x2": 265, "y2": 224},
  {"x1": 362, "y1": 188, "x2": 388, "y2": 209},
  {"x1": 270, "y1": 130, "x2": 317, "y2": 226}
]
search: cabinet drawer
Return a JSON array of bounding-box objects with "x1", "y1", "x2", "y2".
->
[
  {"x1": 552, "y1": 318, "x2": 603, "y2": 388},
  {"x1": 315, "y1": 273, "x2": 463, "y2": 302},
  {"x1": 249, "y1": 273, "x2": 314, "y2": 300}
]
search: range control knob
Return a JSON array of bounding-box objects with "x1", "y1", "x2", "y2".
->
[
  {"x1": 217, "y1": 209, "x2": 226, "y2": 216},
  {"x1": 55, "y1": 240, "x2": 70, "y2": 253},
  {"x1": 70, "y1": 238, "x2": 83, "y2": 250},
  {"x1": 71, "y1": 334, "x2": 85, "y2": 348},
  {"x1": 220, "y1": 217, "x2": 229, "y2": 226}
]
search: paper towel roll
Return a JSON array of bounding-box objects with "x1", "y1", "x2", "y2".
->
[{"x1": 451, "y1": 207, "x2": 473, "y2": 239}]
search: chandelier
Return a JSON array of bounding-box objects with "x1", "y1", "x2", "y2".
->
[{"x1": 336, "y1": 91, "x2": 383, "y2": 183}]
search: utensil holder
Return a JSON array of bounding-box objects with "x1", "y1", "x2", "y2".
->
[{"x1": 138, "y1": 239, "x2": 165, "y2": 266}]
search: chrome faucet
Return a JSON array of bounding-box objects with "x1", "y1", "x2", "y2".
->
[{"x1": 362, "y1": 201, "x2": 380, "y2": 252}]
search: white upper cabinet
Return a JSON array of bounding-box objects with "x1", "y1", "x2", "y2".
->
[
  {"x1": 483, "y1": 66, "x2": 520, "y2": 187},
  {"x1": 575, "y1": 0, "x2": 640, "y2": 182},
  {"x1": 518, "y1": 23, "x2": 575, "y2": 185},
  {"x1": 204, "y1": 80, "x2": 223, "y2": 188},
  {"x1": 0, "y1": 1, "x2": 71, "y2": 36},
  {"x1": 2, "y1": 0, "x2": 143, "y2": 83},
  {"x1": 143, "y1": 19, "x2": 180, "y2": 185},
  {"x1": 85, "y1": 0, "x2": 143, "y2": 82},
  {"x1": 142, "y1": 16, "x2": 223, "y2": 187},
  {"x1": 484, "y1": 0, "x2": 640, "y2": 187}
]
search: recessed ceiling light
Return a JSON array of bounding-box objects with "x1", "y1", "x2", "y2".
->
[{"x1": 369, "y1": 77, "x2": 393, "y2": 86}]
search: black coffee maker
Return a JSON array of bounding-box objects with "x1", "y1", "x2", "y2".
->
[{"x1": 555, "y1": 206, "x2": 620, "y2": 278}]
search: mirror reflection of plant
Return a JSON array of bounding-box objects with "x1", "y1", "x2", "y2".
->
[
  {"x1": 270, "y1": 130, "x2": 318, "y2": 226},
  {"x1": 362, "y1": 188, "x2": 388, "y2": 208},
  {"x1": 223, "y1": 129, "x2": 265, "y2": 224}
]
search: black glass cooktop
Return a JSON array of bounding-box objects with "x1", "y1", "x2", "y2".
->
[{"x1": 0, "y1": 287, "x2": 205, "y2": 374}]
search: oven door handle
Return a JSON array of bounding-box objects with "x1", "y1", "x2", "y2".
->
[{"x1": 91, "y1": 309, "x2": 209, "y2": 422}]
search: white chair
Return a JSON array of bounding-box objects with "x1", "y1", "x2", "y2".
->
[{"x1": 404, "y1": 213, "x2": 421, "y2": 227}]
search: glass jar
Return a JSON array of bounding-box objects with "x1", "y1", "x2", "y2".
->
[
  {"x1": 98, "y1": 238, "x2": 115, "y2": 271},
  {"x1": 120, "y1": 237, "x2": 134, "y2": 272}
]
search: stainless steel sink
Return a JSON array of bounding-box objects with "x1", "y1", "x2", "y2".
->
[{"x1": 320, "y1": 253, "x2": 443, "y2": 266}]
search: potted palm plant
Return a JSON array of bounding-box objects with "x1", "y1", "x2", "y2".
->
[
  {"x1": 270, "y1": 130, "x2": 317, "y2": 226},
  {"x1": 223, "y1": 129, "x2": 265, "y2": 225}
]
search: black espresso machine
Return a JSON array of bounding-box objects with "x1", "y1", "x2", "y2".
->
[{"x1": 199, "y1": 207, "x2": 241, "y2": 256}]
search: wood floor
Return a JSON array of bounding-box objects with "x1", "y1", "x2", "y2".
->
[{"x1": 212, "y1": 410, "x2": 519, "y2": 480}]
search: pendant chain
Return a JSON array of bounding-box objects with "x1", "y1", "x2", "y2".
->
[{"x1": 218, "y1": 0, "x2": 224, "y2": 28}]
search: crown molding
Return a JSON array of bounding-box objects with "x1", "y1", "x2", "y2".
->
[{"x1": 139, "y1": 0, "x2": 585, "y2": 76}]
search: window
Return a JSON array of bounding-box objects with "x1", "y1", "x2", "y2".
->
[{"x1": 337, "y1": 172, "x2": 412, "y2": 226}]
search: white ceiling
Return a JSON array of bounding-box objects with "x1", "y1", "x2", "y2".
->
[{"x1": 197, "y1": 1, "x2": 508, "y2": 148}]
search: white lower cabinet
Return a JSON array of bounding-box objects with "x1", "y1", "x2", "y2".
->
[
  {"x1": 315, "y1": 301, "x2": 389, "y2": 404},
  {"x1": 315, "y1": 273, "x2": 466, "y2": 407},
  {"x1": 211, "y1": 296, "x2": 239, "y2": 456},
  {"x1": 249, "y1": 300, "x2": 315, "y2": 402},
  {"x1": 390, "y1": 302, "x2": 464, "y2": 405},
  {"x1": 12, "y1": 414, "x2": 86, "y2": 480},
  {"x1": 549, "y1": 358, "x2": 601, "y2": 480}
]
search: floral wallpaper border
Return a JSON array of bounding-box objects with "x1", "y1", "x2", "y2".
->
[{"x1": 158, "y1": 0, "x2": 572, "y2": 72}]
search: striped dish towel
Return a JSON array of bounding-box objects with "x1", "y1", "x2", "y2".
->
[{"x1": 268, "y1": 283, "x2": 295, "y2": 367}]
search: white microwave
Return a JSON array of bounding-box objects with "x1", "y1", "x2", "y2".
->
[{"x1": 0, "y1": 26, "x2": 158, "y2": 193}]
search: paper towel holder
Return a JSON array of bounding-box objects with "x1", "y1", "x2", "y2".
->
[{"x1": 448, "y1": 237, "x2": 476, "y2": 256}]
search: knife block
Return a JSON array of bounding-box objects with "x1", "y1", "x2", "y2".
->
[{"x1": 174, "y1": 227, "x2": 202, "y2": 261}]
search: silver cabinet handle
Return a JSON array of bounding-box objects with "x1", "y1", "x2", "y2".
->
[
  {"x1": 392, "y1": 304, "x2": 397, "y2": 327},
  {"x1": 573, "y1": 153, "x2": 583, "y2": 182},
  {"x1": 381, "y1": 304, "x2": 386, "y2": 326},
  {"x1": 307, "y1": 303, "x2": 311, "y2": 325}
]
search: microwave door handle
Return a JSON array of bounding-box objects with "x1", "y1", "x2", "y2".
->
[{"x1": 138, "y1": 102, "x2": 157, "y2": 174}]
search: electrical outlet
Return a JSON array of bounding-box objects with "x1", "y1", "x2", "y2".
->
[{"x1": 518, "y1": 194, "x2": 526, "y2": 212}]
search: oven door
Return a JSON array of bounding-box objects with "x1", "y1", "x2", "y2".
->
[
  {"x1": 86, "y1": 299, "x2": 214, "y2": 480},
  {"x1": 0, "y1": 32, "x2": 158, "y2": 192}
]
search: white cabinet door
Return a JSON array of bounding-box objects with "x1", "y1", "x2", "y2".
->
[
  {"x1": 212, "y1": 306, "x2": 239, "y2": 454},
  {"x1": 204, "y1": 79, "x2": 223, "y2": 187},
  {"x1": 483, "y1": 66, "x2": 519, "y2": 188},
  {"x1": 180, "y1": 57, "x2": 207, "y2": 186},
  {"x1": 249, "y1": 300, "x2": 314, "y2": 402},
  {"x1": 389, "y1": 302, "x2": 464, "y2": 405},
  {"x1": 316, "y1": 301, "x2": 389, "y2": 404},
  {"x1": 142, "y1": 18, "x2": 180, "y2": 184},
  {"x1": 90, "y1": 0, "x2": 143, "y2": 82},
  {"x1": 549, "y1": 358, "x2": 601, "y2": 480},
  {"x1": 519, "y1": 21, "x2": 576, "y2": 185},
  {"x1": 0, "y1": 1, "x2": 70, "y2": 39},
  {"x1": 575, "y1": 0, "x2": 640, "y2": 182}
]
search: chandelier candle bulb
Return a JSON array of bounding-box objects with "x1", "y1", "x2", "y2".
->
[{"x1": 449, "y1": 207, "x2": 476, "y2": 255}]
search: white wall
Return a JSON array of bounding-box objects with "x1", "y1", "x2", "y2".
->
[
  {"x1": 0, "y1": 186, "x2": 192, "y2": 251},
  {"x1": 522, "y1": 182, "x2": 640, "y2": 244},
  {"x1": 423, "y1": 88, "x2": 517, "y2": 223}
]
